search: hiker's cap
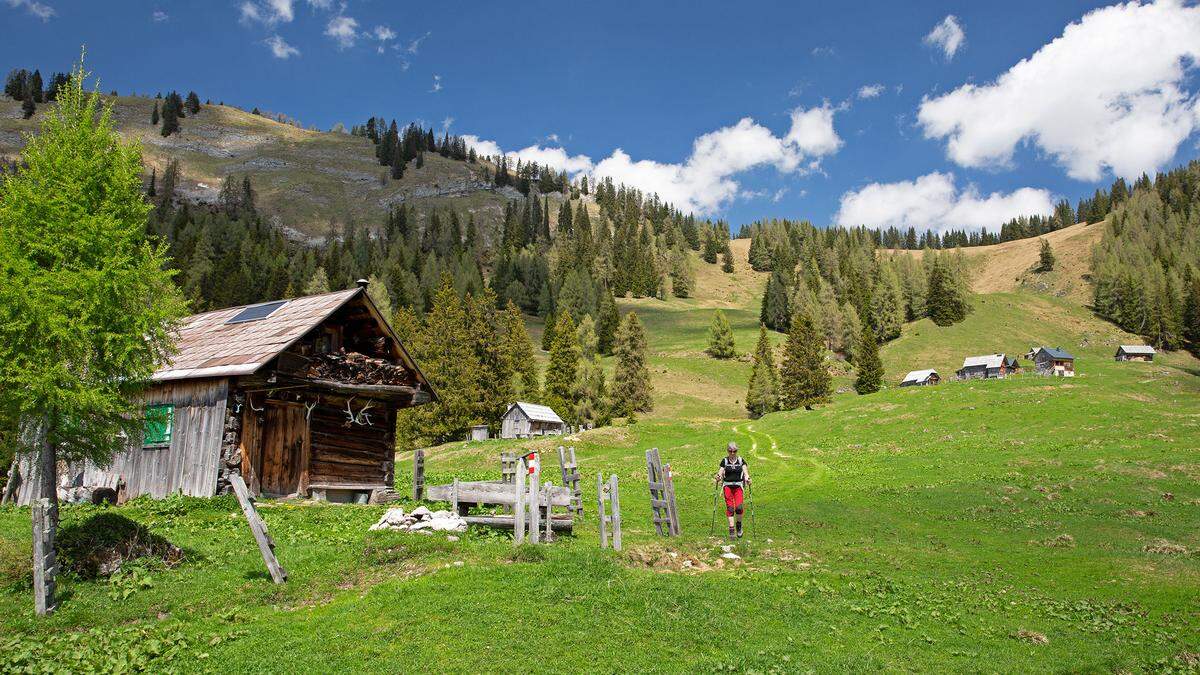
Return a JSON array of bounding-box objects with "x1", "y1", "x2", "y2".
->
[{"x1": 727, "y1": 442, "x2": 738, "y2": 452}]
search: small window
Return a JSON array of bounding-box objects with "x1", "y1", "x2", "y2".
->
[{"x1": 143, "y1": 404, "x2": 174, "y2": 448}]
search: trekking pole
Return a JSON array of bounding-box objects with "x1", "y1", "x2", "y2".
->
[
  {"x1": 708, "y1": 481, "x2": 718, "y2": 535},
  {"x1": 747, "y1": 481, "x2": 755, "y2": 540}
]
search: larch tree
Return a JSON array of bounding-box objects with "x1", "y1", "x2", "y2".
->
[
  {"x1": 611, "y1": 311, "x2": 653, "y2": 415},
  {"x1": 778, "y1": 307, "x2": 831, "y2": 410},
  {"x1": 304, "y1": 266, "x2": 331, "y2": 295},
  {"x1": 0, "y1": 63, "x2": 186, "y2": 613},
  {"x1": 853, "y1": 322, "x2": 883, "y2": 395},
  {"x1": 745, "y1": 325, "x2": 778, "y2": 418},
  {"x1": 706, "y1": 310, "x2": 736, "y2": 359}
]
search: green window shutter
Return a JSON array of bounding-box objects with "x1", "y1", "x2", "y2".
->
[{"x1": 144, "y1": 404, "x2": 174, "y2": 447}]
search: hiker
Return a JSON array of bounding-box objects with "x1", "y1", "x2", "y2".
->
[{"x1": 715, "y1": 442, "x2": 751, "y2": 539}]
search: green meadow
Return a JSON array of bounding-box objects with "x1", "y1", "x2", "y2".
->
[{"x1": 2, "y1": 256, "x2": 1199, "y2": 671}]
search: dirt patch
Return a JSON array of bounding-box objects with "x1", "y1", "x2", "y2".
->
[
  {"x1": 1032, "y1": 534, "x2": 1075, "y2": 548},
  {"x1": 1016, "y1": 629, "x2": 1049, "y2": 645},
  {"x1": 1143, "y1": 539, "x2": 1190, "y2": 555},
  {"x1": 624, "y1": 544, "x2": 715, "y2": 572}
]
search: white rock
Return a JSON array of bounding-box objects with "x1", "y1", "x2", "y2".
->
[
  {"x1": 721, "y1": 552, "x2": 741, "y2": 560},
  {"x1": 446, "y1": 535, "x2": 460, "y2": 542},
  {"x1": 411, "y1": 506, "x2": 433, "y2": 520},
  {"x1": 431, "y1": 510, "x2": 452, "y2": 519},
  {"x1": 452, "y1": 561, "x2": 464, "y2": 567},
  {"x1": 408, "y1": 520, "x2": 434, "y2": 531},
  {"x1": 720, "y1": 545, "x2": 733, "y2": 553}
]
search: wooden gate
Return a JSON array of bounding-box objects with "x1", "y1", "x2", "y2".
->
[
  {"x1": 258, "y1": 401, "x2": 310, "y2": 496},
  {"x1": 646, "y1": 447, "x2": 680, "y2": 536}
]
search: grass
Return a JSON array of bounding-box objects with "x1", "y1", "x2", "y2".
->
[{"x1": 1, "y1": 225, "x2": 1198, "y2": 672}]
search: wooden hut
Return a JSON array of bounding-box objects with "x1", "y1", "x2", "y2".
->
[
  {"x1": 956, "y1": 354, "x2": 1017, "y2": 380},
  {"x1": 499, "y1": 402, "x2": 566, "y2": 439},
  {"x1": 1115, "y1": 345, "x2": 1155, "y2": 362},
  {"x1": 16, "y1": 282, "x2": 435, "y2": 505},
  {"x1": 1031, "y1": 346, "x2": 1075, "y2": 376},
  {"x1": 899, "y1": 369, "x2": 940, "y2": 387}
]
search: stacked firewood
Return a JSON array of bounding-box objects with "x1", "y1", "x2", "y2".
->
[{"x1": 306, "y1": 350, "x2": 414, "y2": 386}]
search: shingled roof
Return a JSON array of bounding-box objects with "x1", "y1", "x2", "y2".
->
[{"x1": 150, "y1": 287, "x2": 438, "y2": 393}]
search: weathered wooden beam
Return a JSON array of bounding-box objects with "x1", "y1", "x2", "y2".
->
[
  {"x1": 424, "y1": 480, "x2": 571, "y2": 507},
  {"x1": 463, "y1": 515, "x2": 574, "y2": 532},
  {"x1": 609, "y1": 474, "x2": 622, "y2": 551},
  {"x1": 412, "y1": 448, "x2": 425, "y2": 501},
  {"x1": 230, "y1": 473, "x2": 288, "y2": 584},
  {"x1": 597, "y1": 472, "x2": 608, "y2": 548},
  {"x1": 31, "y1": 498, "x2": 57, "y2": 615},
  {"x1": 0, "y1": 460, "x2": 19, "y2": 505}
]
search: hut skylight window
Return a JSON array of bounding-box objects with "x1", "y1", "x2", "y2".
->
[{"x1": 226, "y1": 300, "x2": 287, "y2": 324}]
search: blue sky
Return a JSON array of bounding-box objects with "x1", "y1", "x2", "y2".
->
[{"x1": 4, "y1": 0, "x2": 1200, "y2": 231}]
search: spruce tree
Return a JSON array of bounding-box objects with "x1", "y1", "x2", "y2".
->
[
  {"x1": 853, "y1": 322, "x2": 883, "y2": 395},
  {"x1": 721, "y1": 240, "x2": 735, "y2": 273},
  {"x1": 185, "y1": 91, "x2": 201, "y2": 115},
  {"x1": 573, "y1": 355, "x2": 610, "y2": 428},
  {"x1": 1038, "y1": 238, "x2": 1055, "y2": 272},
  {"x1": 28, "y1": 69, "x2": 43, "y2": 103},
  {"x1": 304, "y1": 266, "x2": 331, "y2": 295},
  {"x1": 760, "y1": 270, "x2": 790, "y2": 332},
  {"x1": 778, "y1": 307, "x2": 831, "y2": 410},
  {"x1": 670, "y1": 245, "x2": 694, "y2": 298},
  {"x1": 21, "y1": 94, "x2": 35, "y2": 119},
  {"x1": 160, "y1": 94, "x2": 179, "y2": 136},
  {"x1": 545, "y1": 310, "x2": 580, "y2": 412},
  {"x1": 596, "y1": 289, "x2": 619, "y2": 355},
  {"x1": 706, "y1": 310, "x2": 736, "y2": 359},
  {"x1": 151, "y1": 101, "x2": 159, "y2": 126},
  {"x1": 612, "y1": 311, "x2": 653, "y2": 415},
  {"x1": 745, "y1": 324, "x2": 777, "y2": 418},
  {"x1": 500, "y1": 301, "x2": 540, "y2": 398},
  {"x1": 926, "y1": 256, "x2": 968, "y2": 326}
]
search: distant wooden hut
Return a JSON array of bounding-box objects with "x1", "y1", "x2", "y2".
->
[
  {"x1": 499, "y1": 402, "x2": 566, "y2": 439},
  {"x1": 1115, "y1": 345, "x2": 1155, "y2": 362},
  {"x1": 15, "y1": 282, "x2": 435, "y2": 505},
  {"x1": 956, "y1": 354, "x2": 1017, "y2": 380},
  {"x1": 1031, "y1": 346, "x2": 1075, "y2": 377},
  {"x1": 899, "y1": 369, "x2": 940, "y2": 387}
]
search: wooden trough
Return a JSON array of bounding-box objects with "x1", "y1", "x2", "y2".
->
[{"x1": 424, "y1": 479, "x2": 575, "y2": 533}]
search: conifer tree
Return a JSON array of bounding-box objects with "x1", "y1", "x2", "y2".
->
[
  {"x1": 304, "y1": 266, "x2": 331, "y2": 295},
  {"x1": 21, "y1": 94, "x2": 35, "y2": 119},
  {"x1": 721, "y1": 240, "x2": 734, "y2": 273},
  {"x1": 500, "y1": 301, "x2": 540, "y2": 398},
  {"x1": 760, "y1": 270, "x2": 790, "y2": 332},
  {"x1": 151, "y1": 101, "x2": 159, "y2": 125},
  {"x1": 576, "y1": 314, "x2": 599, "y2": 360},
  {"x1": 573, "y1": 356, "x2": 610, "y2": 428},
  {"x1": 745, "y1": 325, "x2": 777, "y2": 418},
  {"x1": 160, "y1": 93, "x2": 180, "y2": 136},
  {"x1": 669, "y1": 244, "x2": 694, "y2": 298},
  {"x1": 926, "y1": 256, "x2": 969, "y2": 326},
  {"x1": 1038, "y1": 238, "x2": 1055, "y2": 272},
  {"x1": 366, "y1": 273, "x2": 392, "y2": 317},
  {"x1": 778, "y1": 307, "x2": 830, "y2": 410},
  {"x1": 853, "y1": 322, "x2": 883, "y2": 395},
  {"x1": 545, "y1": 310, "x2": 580, "y2": 412},
  {"x1": 706, "y1": 310, "x2": 736, "y2": 359},
  {"x1": 596, "y1": 289, "x2": 619, "y2": 355},
  {"x1": 184, "y1": 91, "x2": 201, "y2": 115},
  {"x1": 612, "y1": 311, "x2": 653, "y2": 415},
  {"x1": 28, "y1": 69, "x2": 43, "y2": 103},
  {"x1": 869, "y1": 267, "x2": 904, "y2": 342}
]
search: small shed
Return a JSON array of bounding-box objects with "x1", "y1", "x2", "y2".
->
[
  {"x1": 1031, "y1": 346, "x2": 1075, "y2": 376},
  {"x1": 15, "y1": 283, "x2": 436, "y2": 505},
  {"x1": 469, "y1": 425, "x2": 490, "y2": 441},
  {"x1": 500, "y1": 402, "x2": 566, "y2": 439},
  {"x1": 1115, "y1": 345, "x2": 1155, "y2": 362},
  {"x1": 956, "y1": 354, "x2": 1017, "y2": 380},
  {"x1": 899, "y1": 369, "x2": 940, "y2": 387}
]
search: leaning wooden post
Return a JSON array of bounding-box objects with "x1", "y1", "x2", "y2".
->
[
  {"x1": 230, "y1": 473, "x2": 288, "y2": 584},
  {"x1": 597, "y1": 472, "x2": 609, "y2": 548},
  {"x1": 1, "y1": 460, "x2": 19, "y2": 506},
  {"x1": 528, "y1": 453, "x2": 541, "y2": 544},
  {"x1": 31, "y1": 497, "x2": 57, "y2": 615},
  {"x1": 412, "y1": 448, "x2": 425, "y2": 501},
  {"x1": 609, "y1": 474, "x2": 622, "y2": 551},
  {"x1": 514, "y1": 457, "x2": 527, "y2": 545},
  {"x1": 663, "y1": 463, "x2": 681, "y2": 536}
]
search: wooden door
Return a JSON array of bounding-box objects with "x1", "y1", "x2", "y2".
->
[{"x1": 259, "y1": 402, "x2": 310, "y2": 497}]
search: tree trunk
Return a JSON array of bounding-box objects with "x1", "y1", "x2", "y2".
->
[{"x1": 32, "y1": 423, "x2": 58, "y2": 615}]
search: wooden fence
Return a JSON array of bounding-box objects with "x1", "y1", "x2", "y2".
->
[{"x1": 646, "y1": 447, "x2": 680, "y2": 536}]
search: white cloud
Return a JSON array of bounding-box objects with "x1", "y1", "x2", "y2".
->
[
  {"x1": 372, "y1": 25, "x2": 395, "y2": 41},
  {"x1": 240, "y1": 0, "x2": 295, "y2": 25},
  {"x1": 152, "y1": 9, "x2": 168, "y2": 22},
  {"x1": 324, "y1": 15, "x2": 358, "y2": 49},
  {"x1": 857, "y1": 84, "x2": 885, "y2": 99},
  {"x1": 429, "y1": 74, "x2": 442, "y2": 93},
  {"x1": 772, "y1": 188, "x2": 789, "y2": 203},
  {"x1": 441, "y1": 116, "x2": 454, "y2": 132},
  {"x1": 465, "y1": 104, "x2": 842, "y2": 214},
  {"x1": 835, "y1": 172, "x2": 1054, "y2": 232},
  {"x1": 5, "y1": 0, "x2": 55, "y2": 20},
  {"x1": 920, "y1": 1, "x2": 1200, "y2": 182},
  {"x1": 265, "y1": 34, "x2": 300, "y2": 59},
  {"x1": 407, "y1": 31, "x2": 431, "y2": 54},
  {"x1": 924, "y1": 15, "x2": 965, "y2": 60},
  {"x1": 811, "y1": 46, "x2": 835, "y2": 57}
]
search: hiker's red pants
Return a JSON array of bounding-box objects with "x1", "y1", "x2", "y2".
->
[{"x1": 723, "y1": 485, "x2": 744, "y2": 516}]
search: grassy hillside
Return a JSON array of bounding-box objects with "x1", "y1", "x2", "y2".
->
[{"x1": 0, "y1": 96, "x2": 518, "y2": 239}]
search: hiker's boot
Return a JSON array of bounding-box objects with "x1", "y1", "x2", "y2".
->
[
  {"x1": 728, "y1": 526, "x2": 736, "y2": 541},
  {"x1": 736, "y1": 522, "x2": 744, "y2": 538}
]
